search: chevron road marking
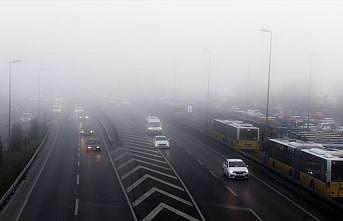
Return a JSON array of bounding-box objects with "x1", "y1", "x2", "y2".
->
[
  {"x1": 126, "y1": 174, "x2": 184, "y2": 193},
  {"x1": 143, "y1": 202, "x2": 199, "y2": 221},
  {"x1": 115, "y1": 152, "x2": 168, "y2": 164},
  {"x1": 132, "y1": 187, "x2": 192, "y2": 207},
  {"x1": 121, "y1": 165, "x2": 177, "y2": 180},
  {"x1": 118, "y1": 158, "x2": 171, "y2": 171}
]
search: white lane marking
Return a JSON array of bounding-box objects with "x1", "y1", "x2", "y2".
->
[
  {"x1": 76, "y1": 174, "x2": 80, "y2": 185},
  {"x1": 115, "y1": 152, "x2": 167, "y2": 164},
  {"x1": 15, "y1": 125, "x2": 60, "y2": 221},
  {"x1": 143, "y1": 202, "x2": 199, "y2": 221},
  {"x1": 188, "y1": 136, "x2": 319, "y2": 221},
  {"x1": 74, "y1": 198, "x2": 79, "y2": 216},
  {"x1": 124, "y1": 134, "x2": 147, "y2": 140},
  {"x1": 128, "y1": 146, "x2": 158, "y2": 154},
  {"x1": 249, "y1": 208, "x2": 263, "y2": 221},
  {"x1": 77, "y1": 161, "x2": 80, "y2": 167},
  {"x1": 121, "y1": 165, "x2": 177, "y2": 180},
  {"x1": 99, "y1": 126, "x2": 138, "y2": 221},
  {"x1": 118, "y1": 158, "x2": 170, "y2": 171},
  {"x1": 209, "y1": 170, "x2": 218, "y2": 178},
  {"x1": 159, "y1": 150, "x2": 206, "y2": 221},
  {"x1": 132, "y1": 187, "x2": 192, "y2": 207},
  {"x1": 126, "y1": 141, "x2": 152, "y2": 147},
  {"x1": 126, "y1": 140, "x2": 152, "y2": 146},
  {"x1": 196, "y1": 159, "x2": 204, "y2": 166},
  {"x1": 185, "y1": 149, "x2": 191, "y2": 155},
  {"x1": 130, "y1": 154, "x2": 168, "y2": 164},
  {"x1": 226, "y1": 185, "x2": 238, "y2": 197},
  {"x1": 251, "y1": 173, "x2": 320, "y2": 221},
  {"x1": 128, "y1": 149, "x2": 163, "y2": 158},
  {"x1": 204, "y1": 203, "x2": 263, "y2": 221},
  {"x1": 114, "y1": 152, "x2": 130, "y2": 161},
  {"x1": 126, "y1": 174, "x2": 184, "y2": 193}
]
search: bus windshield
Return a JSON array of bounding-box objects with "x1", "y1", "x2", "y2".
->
[{"x1": 239, "y1": 128, "x2": 258, "y2": 141}]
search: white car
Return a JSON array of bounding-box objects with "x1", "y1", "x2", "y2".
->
[
  {"x1": 21, "y1": 113, "x2": 32, "y2": 123},
  {"x1": 153, "y1": 136, "x2": 170, "y2": 148},
  {"x1": 223, "y1": 159, "x2": 249, "y2": 179}
]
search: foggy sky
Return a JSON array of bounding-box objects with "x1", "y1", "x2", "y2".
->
[{"x1": 0, "y1": 0, "x2": 343, "y2": 104}]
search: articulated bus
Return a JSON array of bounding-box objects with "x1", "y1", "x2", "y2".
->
[
  {"x1": 265, "y1": 139, "x2": 343, "y2": 197},
  {"x1": 210, "y1": 119, "x2": 260, "y2": 150}
]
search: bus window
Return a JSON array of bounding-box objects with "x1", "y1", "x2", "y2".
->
[{"x1": 331, "y1": 161, "x2": 343, "y2": 182}]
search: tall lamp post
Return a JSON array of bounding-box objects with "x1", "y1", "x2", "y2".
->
[
  {"x1": 8, "y1": 59, "x2": 22, "y2": 147},
  {"x1": 260, "y1": 28, "x2": 273, "y2": 140},
  {"x1": 38, "y1": 70, "x2": 41, "y2": 122},
  {"x1": 203, "y1": 49, "x2": 211, "y2": 128}
]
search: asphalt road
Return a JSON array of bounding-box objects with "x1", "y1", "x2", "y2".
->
[
  {"x1": 1, "y1": 103, "x2": 342, "y2": 221},
  {"x1": 102, "y1": 103, "x2": 342, "y2": 221},
  {"x1": 0, "y1": 114, "x2": 132, "y2": 221}
]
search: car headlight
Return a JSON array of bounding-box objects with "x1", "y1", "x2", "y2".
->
[
  {"x1": 96, "y1": 146, "x2": 100, "y2": 149},
  {"x1": 87, "y1": 146, "x2": 91, "y2": 149}
]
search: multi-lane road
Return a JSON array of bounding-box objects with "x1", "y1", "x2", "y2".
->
[{"x1": 0, "y1": 103, "x2": 342, "y2": 221}]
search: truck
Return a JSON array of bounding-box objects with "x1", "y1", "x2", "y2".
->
[{"x1": 145, "y1": 116, "x2": 162, "y2": 135}]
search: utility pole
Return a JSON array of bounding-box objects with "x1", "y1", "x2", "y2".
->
[
  {"x1": 203, "y1": 49, "x2": 211, "y2": 128},
  {"x1": 307, "y1": 52, "x2": 317, "y2": 129},
  {"x1": 260, "y1": 29, "x2": 273, "y2": 140},
  {"x1": 8, "y1": 59, "x2": 22, "y2": 147}
]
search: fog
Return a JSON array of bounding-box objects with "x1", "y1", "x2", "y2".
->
[{"x1": 0, "y1": 0, "x2": 343, "y2": 106}]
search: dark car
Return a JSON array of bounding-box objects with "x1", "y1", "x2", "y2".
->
[
  {"x1": 86, "y1": 138, "x2": 101, "y2": 151},
  {"x1": 80, "y1": 127, "x2": 94, "y2": 136}
]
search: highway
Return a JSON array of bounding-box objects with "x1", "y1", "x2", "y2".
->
[
  {"x1": 102, "y1": 103, "x2": 342, "y2": 221},
  {"x1": 0, "y1": 114, "x2": 132, "y2": 221},
  {"x1": 0, "y1": 104, "x2": 342, "y2": 221}
]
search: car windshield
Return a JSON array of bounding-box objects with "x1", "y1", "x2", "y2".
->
[
  {"x1": 229, "y1": 161, "x2": 246, "y2": 167},
  {"x1": 155, "y1": 136, "x2": 167, "y2": 141},
  {"x1": 148, "y1": 122, "x2": 161, "y2": 127},
  {"x1": 87, "y1": 139, "x2": 99, "y2": 145}
]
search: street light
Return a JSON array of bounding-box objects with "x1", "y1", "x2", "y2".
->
[
  {"x1": 260, "y1": 28, "x2": 272, "y2": 140},
  {"x1": 307, "y1": 52, "x2": 317, "y2": 129},
  {"x1": 203, "y1": 49, "x2": 211, "y2": 128},
  {"x1": 8, "y1": 59, "x2": 22, "y2": 147}
]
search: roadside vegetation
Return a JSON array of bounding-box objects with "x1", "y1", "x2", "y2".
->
[{"x1": 0, "y1": 116, "x2": 48, "y2": 198}]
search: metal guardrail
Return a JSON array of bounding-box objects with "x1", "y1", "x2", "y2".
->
[{"x1": 0, "y1": 129, "x2": 50, "y2": 210}]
